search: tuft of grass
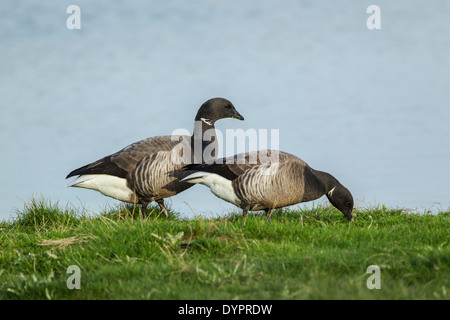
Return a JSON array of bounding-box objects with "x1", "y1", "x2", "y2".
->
[
  {"x1": 10, "y1": 198, "x2": 82, "y2": 231},
  {"x1": 0, "y1": 198, "x2": 448, "y2": 300}
]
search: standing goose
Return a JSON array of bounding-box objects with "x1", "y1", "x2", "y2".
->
[
  {"x1": 66, "y1": 98, "x2": 244, "y2": 218},
  {"x1": 181, "y1": 150, "x2": 354, "y2": 221}
]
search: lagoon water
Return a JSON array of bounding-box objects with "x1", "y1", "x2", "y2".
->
[{"x1": 1, "y1": 1, "x2": 449, "y2": 221}]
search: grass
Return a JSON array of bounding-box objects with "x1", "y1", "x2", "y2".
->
[{"x1": 0, "y1": 197, "x2": 449, "y2": 300}]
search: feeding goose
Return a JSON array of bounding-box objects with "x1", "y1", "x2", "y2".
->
[
  {"x1": 66, "y1": 97, "x2": 244, "y2": 218},
  {"x1": 181, "y1": 150, "x2": 354, "y2": 221}
]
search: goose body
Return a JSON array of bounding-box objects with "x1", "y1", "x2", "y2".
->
[
  {"x1": 66, "y1": 98, "x2": 244, "y2": 217},
  {"x1": 182, "y1": 150, "x2": 354, "y2": 220}
]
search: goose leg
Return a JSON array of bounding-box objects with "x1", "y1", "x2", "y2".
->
[
  {"x1": 140, "y1": 201, "x2": 148, "y2": 221},
  {"x1": 241, "y1": 204, "x2": 250, "y2": 218},
  {"x1": 265, "y1": 208, "x2": 274, "y2": 220},
  {"x1": 156, "y1": 199, "x2": 169, "y2": 218}
]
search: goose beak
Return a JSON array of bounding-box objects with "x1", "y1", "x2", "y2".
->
[
  {"x1": 231, "y1": 111, "x2": 245, "y2": 121},
  {"x1": 346, "y1": 212, "x2": 354, "y2": 222}
]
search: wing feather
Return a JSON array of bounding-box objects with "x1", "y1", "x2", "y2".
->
[{"x1": 66, "y1": 135, "x2": 187, "y2": 179}]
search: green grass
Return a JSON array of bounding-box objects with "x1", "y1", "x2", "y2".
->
[{"x1": 1, "y1": 198, "x2": 449, "y2": 300}]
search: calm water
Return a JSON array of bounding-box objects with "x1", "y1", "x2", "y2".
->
[{"x1": 1, "y1": 0, "x2": 449, "y2": 221}]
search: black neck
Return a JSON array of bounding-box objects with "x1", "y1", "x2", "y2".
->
[
  {"x1": 312, "y1": 169, "x2": 340, "y2": 193},
  {"x1": 191, "y1": 120, "x2": 217, "y2": 164},
  {"x1": 192, "y1": 119, "x2": 215, "y2": 138}
]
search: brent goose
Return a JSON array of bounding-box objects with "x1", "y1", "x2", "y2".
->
[
  {"x1": 181, "y1": 150, "x2": 354, "y2": 221},
  {"x1": 66, "y1": 98, "x2": 244, "y2": 218}
]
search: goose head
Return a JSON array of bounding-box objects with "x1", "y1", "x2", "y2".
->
[
  {"x1": 326, "y1": 184, "x2": 354, "y2": 221},
  {"x1": 195, "y1": 98, "x2": 244, "y2": 125}
]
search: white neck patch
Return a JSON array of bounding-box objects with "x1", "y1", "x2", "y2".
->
[
  {"x1": 200, "y1": 118, "x2": 213, "y2": 126},
  {"x1": 328, "y1": 187, "x2": 336, "y2": 198}
]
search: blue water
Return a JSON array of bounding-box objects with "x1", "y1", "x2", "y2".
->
[{"x1": 1, "y1": 0, "x2": 449, "y2": 221}]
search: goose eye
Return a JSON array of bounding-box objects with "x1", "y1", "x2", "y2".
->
[{"x1": 225, "y1": 105, "x2": 231, "y2": 109}]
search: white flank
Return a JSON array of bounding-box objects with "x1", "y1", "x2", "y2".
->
[
  {"x1": 182, "y1": 172, "x2": 240, "y2": 206},
  {"x1": 67, "y1": 174, "x2": 135, "y2": 202}
]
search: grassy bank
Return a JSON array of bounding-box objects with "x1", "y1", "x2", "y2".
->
[{"x1": 0, "y1": 198, "x2": 449, "y2": 299}]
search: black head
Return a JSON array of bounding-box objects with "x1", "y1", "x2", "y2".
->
[
  {"x1": 195, "y1": 98, "x2": 244, "y2": 125},
  {"x1": 326, "y1": 184, "x2": 354, "y2": 221}
]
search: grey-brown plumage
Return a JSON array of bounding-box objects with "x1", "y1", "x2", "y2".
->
[
  {"x1": 66, "y1": 98, "x2": 244, "y2": 218},
  {"x1": 182, "y1": 150, "x2": 354, "y2": 221}
]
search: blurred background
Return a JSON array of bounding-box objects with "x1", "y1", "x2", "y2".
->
[{"x1": 1, "y1": 0, "x2": 449, "y2": 220}]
